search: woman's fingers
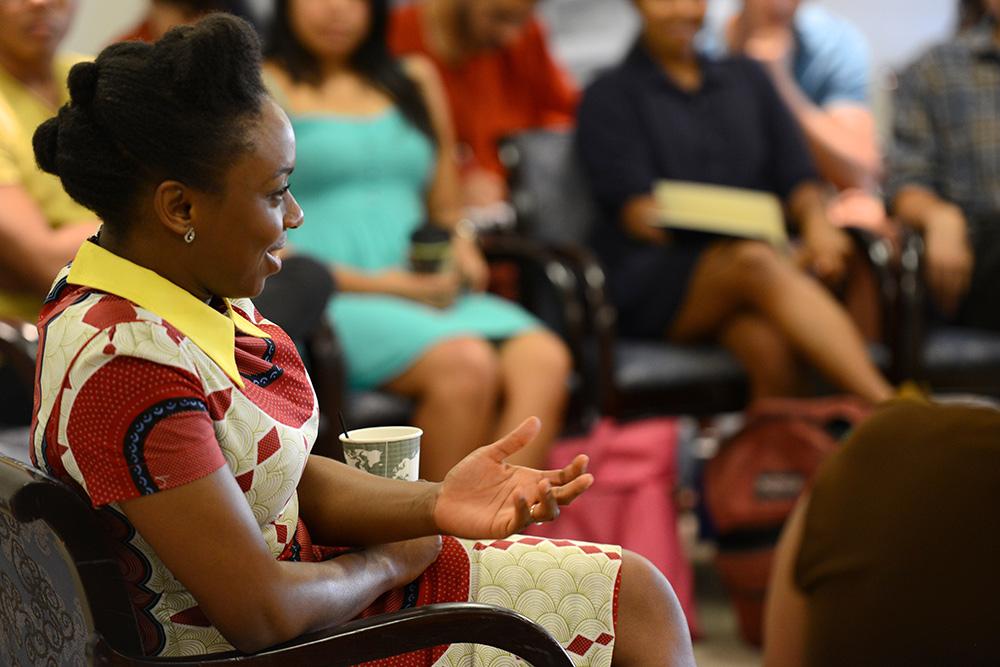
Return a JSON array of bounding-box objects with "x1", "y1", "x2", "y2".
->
[
  {"x1": 551, "y1": 473, "x2": 594, "y2": 506},
  {"x1": 512, "y1": 493, "x2": 532, "y2": 532},
  {"x1": 542, "y1": 454, "x2": 589, "y2": 486},
  {"x1": 484, "y1": 417, "x2": 541, "y2": 462},
  {"x1": 529, "y1": 480, "x2": 560, "y2": 523}
]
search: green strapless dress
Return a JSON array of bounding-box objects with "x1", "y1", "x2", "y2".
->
[{"x1": 288, "y1": 109, "x2": 540, "y2": 389}]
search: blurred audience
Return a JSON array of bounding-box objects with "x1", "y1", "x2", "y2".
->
[
  {"x1": 120, "y1": 0, "x2": 258, "y2": 42},
  {"x1": 887, "y1": 0, "x2": 1000, "y2": 329},
  {"x1": 388, "y1": 0, "x2": 577, "y2": 207},
  {"x1": 764, "y1": 399, "x2": 1000, "y2": 665},
  {"x1": 577, "y1": 0, "x2": 893, "y2": 403},
  {"x1": 0, "y1": 0, "x2": 98, "y2": 323},
  {"x1": 263, "y1": 0, "x2": 571, "y2": 480},
  {"x1": 700, "y1": 0, "x2": 887, "y2": 233}
]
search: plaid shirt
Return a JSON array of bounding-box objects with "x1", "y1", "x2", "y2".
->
[{"x1": 887, "y1": 22, "x2": 1000, "y2": 226}]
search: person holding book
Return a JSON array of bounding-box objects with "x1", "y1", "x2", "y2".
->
[{"x1": 577, "y1": 0, "x2": 892, "y2": 403}]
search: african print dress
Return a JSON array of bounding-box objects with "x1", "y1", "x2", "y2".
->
[{"x1": 31, "y1": 240, "x2": 622, "y2": 664}]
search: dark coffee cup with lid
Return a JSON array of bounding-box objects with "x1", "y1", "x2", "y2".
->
[{"x1": 409, "y1": 223, "x2": 452, "y2": 273}]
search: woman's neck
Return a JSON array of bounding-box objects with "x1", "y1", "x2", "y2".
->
[
  {"x1": 643, "y1": 38, "x2": 702, "y2": 92},
  {"x1": 316, "y1": 54, "x2": 352, "y2": 80},
  {"x1": 99, "y1": 225, "x2": 212, "y2": 302}
]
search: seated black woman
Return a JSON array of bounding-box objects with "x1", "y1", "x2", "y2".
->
[
  {"x1": 576, "y1": 0, "x2": 893, "y2": 403},
  {"x1": 28, "y1": 15, "x2": 693, "y2": 665}
]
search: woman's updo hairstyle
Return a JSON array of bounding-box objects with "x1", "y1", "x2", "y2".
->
[{"x1": 33, "y1": 14, "x2": 267, "y2": 230}]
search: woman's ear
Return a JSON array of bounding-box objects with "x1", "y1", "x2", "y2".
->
[{"x1": 152, "y1": 180, "x2": 196, "y2": 238}]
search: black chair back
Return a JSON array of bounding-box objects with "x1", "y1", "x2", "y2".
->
[{"x1": 501, "y1": 129, "x2": 601, "y2": 247}]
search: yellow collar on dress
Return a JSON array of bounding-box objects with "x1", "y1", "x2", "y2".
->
[{"x1": 67, "y1": 240, "x2": 270, "y2": 388}]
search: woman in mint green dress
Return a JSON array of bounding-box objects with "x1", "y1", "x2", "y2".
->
[{"x1": 264, "y1": 0, "x2": 571, "y2": 481}]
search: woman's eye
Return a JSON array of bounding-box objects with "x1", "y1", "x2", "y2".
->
[{"x1": 270, "y1": 185, "x2": 290, "y2": 202}]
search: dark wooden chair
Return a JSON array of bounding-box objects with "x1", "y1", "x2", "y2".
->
[
  {"x1": 0, "y1": 319, "x2": 37, "y2": 427},
  {"x1": 894, "y1": 230, "x2": 1000, "y2": 395},
  {"x1": 0, "y1": 452, "x2": 573, "y2": 666},
  {"x1": 501, "y1": 128, "x2": 898, "y2": 419}
]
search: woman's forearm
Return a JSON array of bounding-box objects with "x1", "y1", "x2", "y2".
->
[
  {"x1": 787, "y1": 181, "x2": 829, "y2": 233},
  {"x1": 297, "y1": 454, "x2": 440, "y2": 546},
  {"x1": 236, "y1": 549, "x2": 401, "y2": 653}
]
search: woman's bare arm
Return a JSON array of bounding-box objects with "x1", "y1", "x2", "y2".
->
[
  {"x1": 120, "y1": 467, "x2": 441, "y2": 653},
  {"x1": 0, "y1": 184, "x2": 98, "y2": 293}
]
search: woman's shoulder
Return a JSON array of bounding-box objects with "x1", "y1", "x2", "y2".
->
[
  {"x1": 40, "y1": 284, "x2": 204, "y2": 378},
  {"x1": 399, "y1": 54, "x2": 440, "y2": 90}
]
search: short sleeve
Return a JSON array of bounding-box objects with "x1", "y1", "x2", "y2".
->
[
  {"x1": 576, "y1": 75, "x2": 656, "y2": 217},
  {"x1": 812, "y1": 23, "x2": 872, "y2": 107},
  {"x1": 62, "y1": 328, "x2": 225, "y2": 507}
]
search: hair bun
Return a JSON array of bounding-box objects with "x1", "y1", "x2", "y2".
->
[
  {"x1": 67, "y1": 61, "x2": 100, "y2": 107},
  {"x1": 33, "y1": 115, "x2": 62, "y2": 175}
]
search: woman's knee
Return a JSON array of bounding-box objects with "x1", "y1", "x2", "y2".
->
[
  {"x1": 616, "y1": 550, "x2": 694, "y2": 664},
  {"x1": 504, "y1": 331, "x2": 572, "y2": 383},
  {"x1": 422, "y1": 337, "x2": 501, "y2": 399},
  {"x1": 731, "y1": 240, "x2": 786, "y2": 282}
]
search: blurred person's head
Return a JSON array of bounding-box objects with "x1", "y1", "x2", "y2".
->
[
  {"x1": 452, "y1": 0, "x2": 538, "y2": 52},
  {"x1": 739, "y1": 0, "x2": 801, "y2": 29},
  {"x1": 145, "y1": 0, "x2": 256, "y2": 41},
  {"x1": 0, "y1": 0, "x2": 77, "y2": 69},
  {"x1": 632, "y1": 0, "x2": 708, "y2": 60},
  {"x1": 980, "y1": 0, "x2": 1000, "y2": 21},
  {"x1": 266, "y1": 0, "x2": 434, "y2": 137},
  {"x1": 272, "y1": 0, "x2": 375, "y2": 67},
  {"x1": 33, "y1": 15, "x2": 303, "y2": 299}
]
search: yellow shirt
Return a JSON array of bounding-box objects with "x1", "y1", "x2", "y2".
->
[{"x1": 0, "y1": 54, "x2": 95, "y2": 321}]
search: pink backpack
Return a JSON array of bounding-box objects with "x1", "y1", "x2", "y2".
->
[{"x1": 525, "y1": 417, "x2": 698, "y2": 635}]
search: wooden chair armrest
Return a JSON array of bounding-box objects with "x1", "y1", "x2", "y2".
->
[{"x1": 91, "y1": 602, "x2": 574, "y2": 667}]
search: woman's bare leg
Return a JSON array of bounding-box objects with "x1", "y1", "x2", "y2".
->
[
  {"x1": 612, "y1": 550, "x2": 696, "y2": 666},
  {"x1": 670, "y1": 241, "x2": 893, "y2": 403},
  {"x1": 719, "y1": 313, "x2": 800, "y2": 399},
  {"x1": 385, "y1": 337, "x2": 500, "y2": 481},
  {"x1": 493, "y1": 331, "x2": 571, "y2": 469}
]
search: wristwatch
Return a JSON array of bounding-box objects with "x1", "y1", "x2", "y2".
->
[{"x1": 454, "y1": 217, "x2": 478, "y2": 242}]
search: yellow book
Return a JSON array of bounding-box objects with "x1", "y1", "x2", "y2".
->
[{"x1": 652, "y1": 180, "x2": 788, "y2": 248}]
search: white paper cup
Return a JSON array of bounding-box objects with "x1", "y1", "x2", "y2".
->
[{"x1": 339, "y1": 426, "x2": 422, "y2": 481}]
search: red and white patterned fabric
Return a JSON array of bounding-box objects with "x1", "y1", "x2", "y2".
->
[{"x1": 31, "y1": 241, "x2": 622, "y2": 664}]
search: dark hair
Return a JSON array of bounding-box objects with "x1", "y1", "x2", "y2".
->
[
  {"x1": 265, "y1": 0, "x2": 434, "y2": 140},
  {"x1": 959, "y1": 0, "x2": 989, "y2": 31},
  {"x1": 153, "y1": 0, "x2": 259, "y2": 29},
  {"x1": 33, "y1": 14, "x2": 267, "y2": 230}
]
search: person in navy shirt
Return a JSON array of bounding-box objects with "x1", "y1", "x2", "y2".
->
[{"x1": 576, "y1": 0, "x2": 892, "y2": 403}]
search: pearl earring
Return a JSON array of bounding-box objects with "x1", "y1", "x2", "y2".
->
[{"x1": 184, "y1": 227, "x2": 196, "y2": 244}]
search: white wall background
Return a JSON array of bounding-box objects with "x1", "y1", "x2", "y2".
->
[{"x1": 60, "y1": 0, "x2": 273, "y2": 54}]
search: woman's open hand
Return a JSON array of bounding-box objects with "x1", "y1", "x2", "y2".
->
[
  {"x1": 381, "y1": 269, "x2": 461, "y2": 309},
  {"x1": 452, "y1": 234, "x2": 490, "y2": 292},
  {"x1": 432, "y1": 418, "x2": 594, "y2": 539}
]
